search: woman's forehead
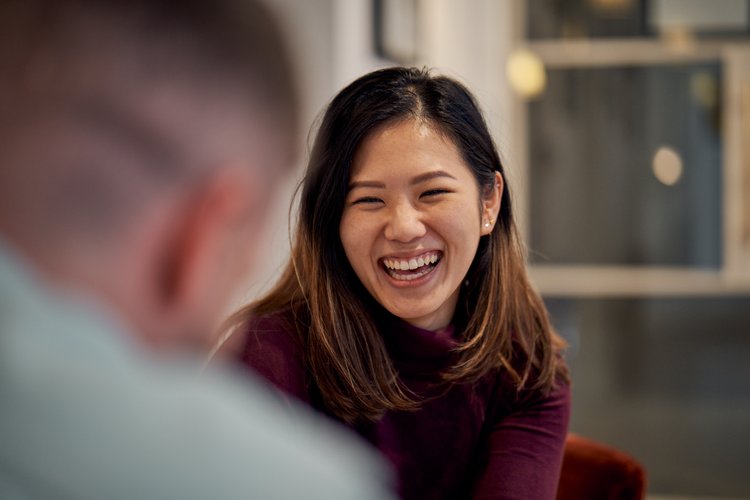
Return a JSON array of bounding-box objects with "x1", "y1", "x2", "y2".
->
[{"x1": 350, "y1": 119, "x2": 467, "y2": 180}]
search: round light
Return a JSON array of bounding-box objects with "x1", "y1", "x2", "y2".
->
[
  {"x1": 506, "y1": 49, "x2": 547, "y2": 100},
  {"x1": 652, "y1": 146, "x2": 683, "y2": 186}
]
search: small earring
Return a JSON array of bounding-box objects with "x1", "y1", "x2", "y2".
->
[{"x1": 484, "y1": 221, "x2": 491, "y2": 228}]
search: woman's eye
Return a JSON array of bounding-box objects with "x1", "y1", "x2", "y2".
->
[
  {"x1": 351, "y1": 196, "x2": 383, "y2": 206},
  {"x1": 420, "y1": 189, "x2": 451, "y2": 199}
]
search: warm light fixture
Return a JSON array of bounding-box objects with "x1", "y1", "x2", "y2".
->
[
  {"x1": 589, "y1": 0, "x2": 634, "y2": 15},
  {"x1": 652, "y1": 146, "x2": 683, "y2": 186},
  {"x1": 506, "y1": 49, "x2": 547, "y2": 100}
]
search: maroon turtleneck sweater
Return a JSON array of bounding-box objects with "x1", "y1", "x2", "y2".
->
[{"x1": 237, "y1": 310, "x2": 570, "y2": 500}]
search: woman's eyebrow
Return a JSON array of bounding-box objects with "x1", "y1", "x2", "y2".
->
[
  {"x1": 348, "y1": 170, "x2": 456, "y2": 191},
  {"x1": 348, "y1": 180, "x2": 386, "y2": 191},
  {"x1": 410, "y1": 170, "x2": 457, "y2": 185}
]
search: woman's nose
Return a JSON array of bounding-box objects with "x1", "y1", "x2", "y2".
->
[{"x1": 384, "y1": 202, "x2": 427, "y2": 242}]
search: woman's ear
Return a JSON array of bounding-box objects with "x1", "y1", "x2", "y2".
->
[{"x1": 480, "y1": 171, "x2": 503, "y2": 236}]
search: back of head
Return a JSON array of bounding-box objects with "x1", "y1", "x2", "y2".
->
[{"x1": 0, "y1": 0, "x2": 298, "y2": 251}]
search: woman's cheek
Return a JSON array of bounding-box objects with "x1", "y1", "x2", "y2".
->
[
  {"x1": 433, "y1": 203, "x2": 480, "y2": 235},
  {"x1": 342, "y1": 212, "x2": 373, "y2": 255}
]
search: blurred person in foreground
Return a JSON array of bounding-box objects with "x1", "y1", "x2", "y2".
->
[{"x1": 0, "y1": 1, "x2": 393, "y2": 499}]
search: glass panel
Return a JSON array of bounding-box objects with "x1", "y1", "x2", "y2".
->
[
  {"x1": 527, "y1": 0, "x2": 750, "y2": 40},
  {"x1": 528, "y1": 0, "x2": 649, "y2": 39},
  {"x1": 528, "y1": 62, "x2": 722, "y2": 267},
  {"x1": 547, "y1": 296, "x2": 750, "y2": 497}
]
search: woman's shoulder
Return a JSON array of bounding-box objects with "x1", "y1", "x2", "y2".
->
[
  {"x1": 487, "y1": 354, "x2": 571, "y2": 417},
  {"x1": 237, "y1": 308, "x2": 311, "y2": 401},
  {"x1": 245, "y1": 308, "x2": 301, "y2": 340}
]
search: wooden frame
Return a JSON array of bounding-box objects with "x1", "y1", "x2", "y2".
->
[{"x1": 724, "y1": 46, "x2": 750, "y2": 284}]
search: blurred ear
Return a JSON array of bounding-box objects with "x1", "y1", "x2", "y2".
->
[
  {"x1": 480, "y1": 171, "x2": 503, "y2": 236},
  {"x1": 156, "y1": 167, "x2": 259, "y2": 345}
]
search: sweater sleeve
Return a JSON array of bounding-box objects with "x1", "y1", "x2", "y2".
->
[
  {"x1": 472, "y1": 377, "x2": 571, "y2": 500},
  {"x1": 238, "y1": 312, "x2": 311, "y2": 405}
]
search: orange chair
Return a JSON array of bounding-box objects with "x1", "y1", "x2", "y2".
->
[{"x1": 556, "y1": 434, "x2": 647, "y2": 500}]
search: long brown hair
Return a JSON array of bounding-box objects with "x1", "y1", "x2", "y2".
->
[{"x1": 225, "y1": 67, "x2": 567, "y2": 423}]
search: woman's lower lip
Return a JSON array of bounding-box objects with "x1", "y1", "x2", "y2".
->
[{"x1": 381, "y1": 261, "x2": 440, "y2": 288}]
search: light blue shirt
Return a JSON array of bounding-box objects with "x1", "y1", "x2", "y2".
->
[{"x1": 0, "y1": 241, "x2": 394, "y2": 500}]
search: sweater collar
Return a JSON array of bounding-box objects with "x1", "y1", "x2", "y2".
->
[{"x1": 376, "y1": 310, "x2": 460, "y2": 366}]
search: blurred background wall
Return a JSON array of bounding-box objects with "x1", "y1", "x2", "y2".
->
[{"x1": 245, "y1": 1, "x2": 750, "y2": 497}]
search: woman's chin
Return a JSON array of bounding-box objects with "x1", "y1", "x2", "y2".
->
[{"x1": 381, "y1": 302, "x2": 449, "y2": 330}]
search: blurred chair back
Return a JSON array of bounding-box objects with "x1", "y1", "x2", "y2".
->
[{"x1": 556, "y1": 434, "x2": 646, "y2": 500}]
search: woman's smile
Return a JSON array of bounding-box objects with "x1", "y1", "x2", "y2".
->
[{"x1": 380, "y1": 250, "x2": 442, "y2": 285}]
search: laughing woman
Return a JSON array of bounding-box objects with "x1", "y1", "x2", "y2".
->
[{"x1": 223, "y1": 67, "x2": 570, "y2": 500}]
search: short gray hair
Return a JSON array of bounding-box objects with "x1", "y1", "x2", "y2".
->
[{"x1": 0, "y1": 0, "x2": 297, "y2": 241}]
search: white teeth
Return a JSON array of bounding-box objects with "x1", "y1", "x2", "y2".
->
[{"x1": 382, "y1": 252, "x2": 441, "y2": 277}]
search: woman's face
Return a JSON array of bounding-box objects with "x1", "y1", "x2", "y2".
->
[{"x1": 339, "y1": 119, "x2": 501, "y2": 331}]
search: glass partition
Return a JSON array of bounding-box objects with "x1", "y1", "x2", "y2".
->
[
  {"x1": 547, "y1": 296, "x2": 750, "y2": 497},
  {"x1": 528, "y1": 62, "x2": 722, "y2": 268},
  {"x1": 527, "y1": 0, "x2": 750, "y2": 40}
]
